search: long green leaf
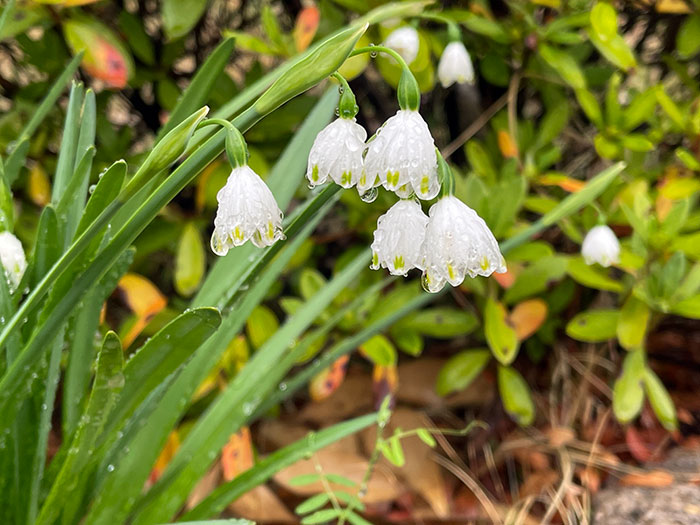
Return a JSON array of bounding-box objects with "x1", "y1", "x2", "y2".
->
[
  {"x1": 62, "y1": 247, "x2": 134, "y2": 436},
  {"x1": 36, "y1": 332, "x2": 124, "y2": 525},
  {"x1": 182, "y1": 414, "x2": 378, "y2": 520},
  {"x1": 52, "y1": 82, "x2": 84, "y2": 203}
]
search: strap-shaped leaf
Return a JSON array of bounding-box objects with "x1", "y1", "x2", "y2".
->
[{"x1": 37, "y1": 332, "x2": 124, "y2": 525}]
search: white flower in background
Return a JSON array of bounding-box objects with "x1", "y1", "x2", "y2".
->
[
  {"x1": 306, "y1": 118, "x2": 367, "y2": 189},
  {"x1": 0, "y1": 231, "x2": 27, "y2": 292},
  {"x1": 421, "y1": 196, "x2": 506, "y2": 292},
  {"x1": 383, "y1": 26, "x2": 420, "y2": 65},
  {"x1": 370, "y1": 199, "x2": 428, "y2": 276},
  {"x1": 438, "y1": 41, "x2": 475, "y2": 88},
  {"x1": 581, "y1": 225, "x2": 620, "y2": 267},
  {"x1": 210, "y1": 165, "x2": 284, "y2": 255},
  {"x1": 364, "y1": 110, "x2": 439, "y2": 200}
]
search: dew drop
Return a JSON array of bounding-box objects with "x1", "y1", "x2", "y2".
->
[
  {"x1": 360, "y1": 187, "x2": 378, "y2": 203},
  {"x1": 88, "y1": 184, "x2": 96, "y2": 194},
  {"x1": 107, "y1": 464, "x2": 115, "y2": 472}
]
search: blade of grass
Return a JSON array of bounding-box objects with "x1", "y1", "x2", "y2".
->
[
  {"x1": 182, "y1": 414, "x2": 379, "y2": 520},
  {"x1": 62, "y1": 247, "x2": 134, "y2": 437},
  {"x1": 51, "y1": 82, "x2": 84, "y2": 204},
  {"x1": 37, "y1": 332, "x2": 124, "y2": 525}
]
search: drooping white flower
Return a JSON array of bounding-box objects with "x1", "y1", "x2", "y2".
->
[
  {"x1": 581, "y1": 225, "x2": 620, "y2": 267},
  {"x1": 438, "y1": 41, "x2": 475, "y2": 88},
  {"x1": 370, "y1": 199, "x2": 428, "y2": 276},
  {"x1": 306, "y1": 118, "x2": 367, "y2": 189},
  {"x1": 364, "y1": 110, "x2": 439, "y2": 200},
  {"x1": 0, "y1": 231, "x2": 27, "y2": 292},
  {"x1": 383, "y1": 26, "x2": 420, "y2": 65},
  {"x1": 210, "y1": 165, "x2": 284, "y2": 255},
  {"x1": 421, "y1": 196, "x2": 506, "y2": 293}
]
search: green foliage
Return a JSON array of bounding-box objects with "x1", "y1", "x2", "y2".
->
[{"x1": 0, "y1": 0, "x2": 698, "y2": 523}]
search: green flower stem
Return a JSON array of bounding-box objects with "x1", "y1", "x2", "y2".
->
[
  {"x1": 418, "y1": 11, "x2": 462, "y2": 41},
  {"x1": 437, "y1": 149, "x2": 455, "y2": 197},
  {"x1": 197, "y1": 118, "x2": 248, "y2": 168},
  {"x1": 331, "y1": 72, "x2": 358, "y2": 119},
  {"x1": 350, "y1": 45, "x2": 421, "y2": 111}
]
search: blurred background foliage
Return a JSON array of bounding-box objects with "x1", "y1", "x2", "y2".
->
[{"x1": 1, "y1": 0, "x2": 700, "y2": 522}]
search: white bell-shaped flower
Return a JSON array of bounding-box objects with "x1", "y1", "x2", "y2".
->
[
  {"x1": 581, "y1": 225, "x2": 620, "y2": 267},
  {"x1": 370, "y1": 199, "x2": 428, "y2": 276},
  {"x1": 383, "y1": 26, "x2": 420, "y2": 65},
  {"x1": 438, "y1": 41, "x2": 475, "y2": 88},
  {"x1": 421, "y1": 196, "x2": 506, "y2": 293},
  {"x1": 306, "y1": 118, "x2": 367, "y2": 189},
  {"x1": 364, "y1": 110, "x2": 439, "y2": 200},
  {"x1": 0, "y1": 231, "x2": 27, "y2": 292},
  {"x1": 210, "y1": 165, "x2": 285, "y2": 255}
]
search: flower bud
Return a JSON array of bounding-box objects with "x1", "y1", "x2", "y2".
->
[{"x1": 255, "y1": 23, "x2": 368, "y2": 114}]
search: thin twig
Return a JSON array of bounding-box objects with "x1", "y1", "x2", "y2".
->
[{"x1": 442, "y1": 93, "x2": 509, "y2": 159}]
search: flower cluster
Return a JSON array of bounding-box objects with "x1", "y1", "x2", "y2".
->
[{"x1": 208, "y1": 31, "x2": 505, "y2": 294}]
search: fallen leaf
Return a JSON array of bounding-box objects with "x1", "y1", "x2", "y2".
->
[
  {"x1": 619, "y1": 470, "x2": 674, "y2": 487},
  {"x1": 116, "y1": 273, "x2": 167, "y2": 347},
  {"x1": 626, "y1": 426, "x2": 654, "y2": 463},
  {"x1": 186, "y1": 463, "x2": 220, "y2": 509},
  {"x1": 274, "y1": 447, "x2": 403, "y2": 504},
  {"x1": 373, "y1": 363, "x2": 398, "y2": 409},
  {"x1": 519, "y1": 469, "x2": 559, "y2": 498},
  {"x1": 493, "y1": 267, "x2": 517, "y2": 288},
  {"x1": 545, "y1": 425, "x2": 575, "y2": 447},
  {"x1": 222, "y1": 427, "x2": 254, "y2": 481},
  {"x1": 299, "y1": 371, "x2": 373, "y2": 424},
  {"x1": 309, "y1": 355, "x2": 349, "y2": 401},
  {"x1": 148, "y1": 430, "x2": 180, "y2": 486},
  {"x1": 361, "y1": 408, "x2": 450, "y2": 517},
  {"x1": 228, "y1": 485, "x2": 295, "y2": 522},
  {"x1": 397, "y1": 358, "x2": 494, "y2": 409}
]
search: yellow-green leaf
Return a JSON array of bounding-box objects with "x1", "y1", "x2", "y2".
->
[
  {"x1": 484, "y1": 298, "x2": 519, "y2": 365},
  {"x1": 566, "y1": 309, "x2": 620, "y2": 342},
  {"x1": 617, "y1": 295, "x2": 650, "y2": 349},
  {"x1": 498, "y1": 365, "x2": 534, "y2": 426},
  {"x1": 174, "y1": 223, "x2": 205, "y2": 297}
]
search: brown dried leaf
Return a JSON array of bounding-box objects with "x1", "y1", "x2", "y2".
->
[{"x1": 619, "y1": 470, "x2": 674, "y2": 487}]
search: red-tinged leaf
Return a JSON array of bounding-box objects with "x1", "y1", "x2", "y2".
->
[
  {"x1": 497, "y1": 130, "x2": 518, "y2": 158},
  {"x1": 372, "y1": 364, "x2": 398, "y2": 410},
  {"x1": 493, "y1": 267, "x2": 517, "y2": 288},
  {"x1": 536, "y1": 173, "x2": 585, "y2": 192},
  {"x1": 508, "y1": 299, "x2": 548, "y2": 341},
  {"x1": 63, "y1": 18, "x2": 134, "y2": 88},
  {"x1": 293, "y1": 5, "x2": 320, "y2": 52},
  {"x1": 116, "y1": 273, "x2": 167, "y2": 347},
  {"x1": 309, "y1": 355, "x2": 349, "y2": 401},
  {"x1": 221, "y1": 427, "x2": 254, "y2": 481},
  {"x1": 148, "y1": 430, "x2": 180, "y2": 485}
]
